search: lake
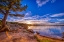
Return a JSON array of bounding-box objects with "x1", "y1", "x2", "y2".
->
[{"x1": 28, "y1": 26, "x2": 64, "y2": 38}]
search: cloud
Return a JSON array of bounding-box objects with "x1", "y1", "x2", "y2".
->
[
  {"x1": 51, "y1": 0, "x2": 56, "y2": 3},
  {"x1": 7, "y1": 17, "x2": 22, "y2": 22},
  {"x1": 25, "y1": 11, "x2": 32, "y2": 17},
  {"x1": 7, "y1": 12, "x2": 64, "y2": 25},
  {"x1": 7, "y1": 11, "x2": 32, "y2": 22},
  {"x1": 36, "y1": 0, "x2": 49, "y2": 7},
  {"x1": 7, "y1": 15, "x2": 50, "y2": 24},
  {"x1": 59, "y1": 19, "x2": 64, "y2": 21},
  {"x1": 50, "y1": 13, "x2": 64, "y2": 17},
  {"x1": 36, "y1": 0, "x2": 56, "y2": 7}
]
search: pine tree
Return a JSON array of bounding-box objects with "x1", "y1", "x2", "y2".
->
[{"x1": 0, "y1": 0, "x2": 27, "y2": 31}]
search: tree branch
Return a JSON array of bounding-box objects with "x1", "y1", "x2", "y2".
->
[
  {"x1": 0, "y1": 8, "x2": 5, "y2": 15},
  {"x1": 9, "y1": 14, "x2": 25, "y2": 17}
]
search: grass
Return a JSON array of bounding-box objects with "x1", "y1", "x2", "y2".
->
[
  {"x1": 34, "y1": 35, "x2": 52, "y2": 42},
  {"x1": 42, "y1": 39, "x2": 52, "y2": 42}
]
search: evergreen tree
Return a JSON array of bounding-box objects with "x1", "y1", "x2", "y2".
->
[{"x1": 0, "y1": 0, "x2": 27, "y2": 31}]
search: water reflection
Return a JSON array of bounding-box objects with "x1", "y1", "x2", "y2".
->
[{"x1": 28, "y1": 26, "x2": 64, "y2": 38}]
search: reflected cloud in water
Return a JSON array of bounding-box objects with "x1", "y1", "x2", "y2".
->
[{"x1": 28, "y1": 26, "x2": 64, "y2": 38}]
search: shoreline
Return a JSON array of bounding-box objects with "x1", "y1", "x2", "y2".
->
[
  {"x1": 35, "y1": 33, "x2": 64, "y2": 41},
  {"x1": 35, "y1": 34, "x2": 64, "y2": 42},
  {"x1": 0, "y1": 23, "x2": 64, "y2": 42},
  {"x1": 27, "y1": 27, "x2": 64, "y2": 42},
  {"x1": 26, "y1": 27, "x2": 64, "y2": 42}
]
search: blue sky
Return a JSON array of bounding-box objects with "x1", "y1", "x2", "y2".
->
[
  {"x1": 0, "y1": 0, "x2": 64, "y2": 24},
  {"x1": 22, "y1": 0, "x2": 64, "y2": 15}
]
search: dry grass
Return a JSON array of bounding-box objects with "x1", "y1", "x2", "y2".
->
[{"x1": 35, "y1": 34, "x2": 64, "y2": 42}]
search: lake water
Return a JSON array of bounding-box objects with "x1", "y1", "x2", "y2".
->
[{"x1": 28, "y1": 26, "x2": 64, "y2": 38}]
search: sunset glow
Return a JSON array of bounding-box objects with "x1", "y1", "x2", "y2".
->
[{"x1": 26, "y1": 21, "x2": 32, "y2": 24}]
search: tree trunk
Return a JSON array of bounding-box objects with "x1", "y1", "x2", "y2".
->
[{"x1": 2, "y1": 10, "x2": 9, "y2": 28}]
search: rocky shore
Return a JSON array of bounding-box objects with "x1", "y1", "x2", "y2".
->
[
  {"x1": 0, "y1": 23, "x2": 37, "y2": 42},
  {"x1": 0, "y1": 23, "x2": 64, "y2": 42}
]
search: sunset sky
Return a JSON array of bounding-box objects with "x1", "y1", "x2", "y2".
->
[{"x1": 0, "y1": 0, "x2": 64, "y2": 24}]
